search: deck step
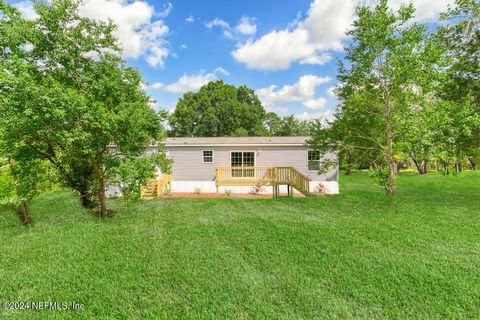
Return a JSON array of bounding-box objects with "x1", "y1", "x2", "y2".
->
[{"x1": 140, "y1": 175, "x2": 172, "y2": 199}]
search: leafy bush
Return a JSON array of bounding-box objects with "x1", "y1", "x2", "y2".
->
[
  {"x1": 0, "y1": 160, "x2": 60, "y2": 205},
  {"x1": 0, "y1": 165, "x2": 15, "y2": 204},
  {"x1": 113, "y1": 152, "x2": 171, "y2": 199},
  {"x1": 369, "y1": 167, "x2": 391, "y2": 192}
]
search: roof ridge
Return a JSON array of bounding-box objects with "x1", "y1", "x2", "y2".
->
[{"x1": 164, "y1": 136, "x2": 310, "y2": 146}]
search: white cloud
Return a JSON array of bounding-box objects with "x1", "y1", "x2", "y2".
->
[
  {"x1": 389, "y1": 0, "x2": 454, "y2": 21},
  {"x1": 287, "y1": 11, "x2": 303, "y2": 30},
  {"x1": 206, "y1": 16, "x2": 257, "y2": 40},
  {"x1": 151, "y1": 67, "x2": 229, "y2": 93},
  {"x1": 13, "y1": 1, "x2": 38, "y2": 20},
  {"x1": 213, "y1": 67, "x2": 230, "y2": 76},
  {"x1": 205, "y1": 18, "x2": 233, "y2": 38},
  {"x1": 233, "y1": 0, "x2": 353, "y2": 71},
  {"x1": 304, "y1": 98, "x2": 327, "y2": 110},
  {"x1": 271, "y1": 106, "x2": 290, "y2": 113},
  {"x1": 300, "y1": 53, "x2": 333, "y2": 65},
  {"x1": 233, "y1": 0, "x2": 452, "y2": 71},
  {"x1": 235, "y1": 16, "x2": 257, "y2": 36},
  {"x1": 151, "y1": 82, "x2": 164, "y2": 89},
  {"x1": 157, "y1": 2, "x2": 172, "y2": 18},
  {"x1": 205, "y1": 18, "x2": 230, "y2": 29},
  {"x1": 185, "y1": 15, "x2": 194, "y2": 23},
  {"x1": 326, "y1": 86, "x2": 337, "y2": 97},
  {"x1": 256, "y1": 75, "x2": 331, "y2": 109},
  {"x1": 233, "y1": 29, "x2": 311, "y2": 71},
  {"x1": 13, "y1": 1, "x2": 172, "y2": 67},
  {"x1": 180, "y1": 44, "x2": 187, "y2": 49},
  {"x1": 78, "y1": 0, "x2": 171, "y2": 68},
  {"x1": 296, "y1": 110, "x2": 335, "y2": 124}
]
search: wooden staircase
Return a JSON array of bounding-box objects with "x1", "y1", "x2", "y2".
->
[
  {"x1": 272, "y1": 167, "x2": 311, "y2": 197},
  {"x1": 140, "y1": 175, "x2": 172, "y2": 199}
]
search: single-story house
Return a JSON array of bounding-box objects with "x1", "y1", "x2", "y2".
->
[{"x1": 152, "y1": 136, "x2": 339, "y2": 195}]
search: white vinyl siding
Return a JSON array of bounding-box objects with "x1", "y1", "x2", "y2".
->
[{"x1": 164, "y1": 146, "x2": 337, "y2": 182}]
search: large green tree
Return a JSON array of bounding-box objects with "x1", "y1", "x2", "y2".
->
[
  {"x1": 310, "y1": 0, "x2": 431, "y2": 195},
  {"x1": 0, "y1": 1, "x2": 51, "y2": 222},
  {"x1": 436, "y1": 0, "x2": 480, "y2": 172},
  {"x1": 264, "y1": 113, "x2": 311, "y2": 136},
  {"x1": 0, "y1": 0, "x2": 167, "y2": 215},
  {"x1": 168, "y1": 80, "x2": 266, "y2": 137}
]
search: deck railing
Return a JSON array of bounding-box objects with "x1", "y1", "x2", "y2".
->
[
  {"x1": 273, "y1": 167, "x2": 310, "y2": 195},
  {"x1": 215, "y1": 166, "x2": 310, "y2": 196},
  {"x1": 215, "y1": 166, "x2": 275, "y2": 184}
]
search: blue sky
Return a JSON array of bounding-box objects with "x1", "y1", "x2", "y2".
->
[{"x1": 11, "y1": 0, "x2": 453, "y2": 120}]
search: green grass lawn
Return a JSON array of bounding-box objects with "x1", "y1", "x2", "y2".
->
[{"x1": 1, "y1": 172, "x2": 479, "y2": 319}]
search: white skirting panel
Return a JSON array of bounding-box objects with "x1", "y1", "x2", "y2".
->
[
  {"x1": 171, "y1": 181, "x2": 339, "y2": 195},
  {"x1": 309, "y1": 181, "x2": 339, "y2": 194}
]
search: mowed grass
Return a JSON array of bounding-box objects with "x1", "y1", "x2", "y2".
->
[{"x1": 1, "y1": 172, "x2": 479, "y2": 319}]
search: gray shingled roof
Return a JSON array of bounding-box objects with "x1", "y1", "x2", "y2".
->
[{"x1": 165, "y1": 136, "x2": 310, "y2": 146}]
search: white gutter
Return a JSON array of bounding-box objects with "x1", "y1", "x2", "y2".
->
[{"x1": 160, "y1": 143, "x2": 308, "y2": 147}]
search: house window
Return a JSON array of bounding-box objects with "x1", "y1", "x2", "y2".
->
[
  {"x1": 231, "y1": 152, "x2": 255, "y2": 178},
  {"x1": 203, "y1": 150, "x2": 214, "y2": 163},
  {"x1": 308, "y1": 150, "x2": 321, "y2": 171},
  {"x1": 231, "y1": 152, "x2": 254, "y2": 167}
]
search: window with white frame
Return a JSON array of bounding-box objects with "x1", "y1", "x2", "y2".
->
[
  {"x1": 202, "y1": 150, "x2": 214, "y2": 163},
  {"x1": 307, "y1": 150, "x2": 321, "y2": 171},
  {"x1": 231, "y1": 151, "x2": 255, "y2": 178}
]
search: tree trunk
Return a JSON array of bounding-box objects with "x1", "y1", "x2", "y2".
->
[
  {"x1": 455, "y1": 158, "x2": 463, "y2": 173},
  {"x1": 7, "y1": 159, "x2": 31, "y2": 224},
  {"x1": 92, "y1": 159, "x2": 107, "y2": 215},
  {"x1": 468, "y1": 157, "x2": 477, "y2": 170},
  {"x1": 420, "y1": 160, "x2": 428, "y2": 175},
  {"x1": 386, "y1": 152, "x2": 397, "y2": 196},
  {"x1": 345, "y1": 166, "x2": 351, "y2": 175},
  {"x1": 410, "y1": 152, "x2": 428, "y2": 175},
  {"x1": 98, "y1": 174, "x2": 107, "y2": 215},
  {"x1": 395, "y1": 161, "x2": 403, "y2": 175},
  {"x1": 80, "y1": 191, "x2": 96, "y2": 208},
  {"x1": 411, "y1": 153, "x2": 421, "y2": 174},
  {"x1": 19, "y1": 200, "x2": 30, "y2": 225},
  {"x1": 345, "y1": 153, "x2": 352, "y2": 175},
  {"x1": 443, "y1": 162, "x2": 449, "y2": 174},
  {"x1": 78, "y1": 181, "x2": 96, "y2": 208},
  {"x1": 384, "y1": 96, "x2": 396, "y2": 196}
]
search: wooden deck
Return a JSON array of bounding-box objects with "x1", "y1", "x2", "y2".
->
[
  {"x1": 141, "y1": 167, "x2": 311, "y2": 199},
  {"x1": 215, "y1": 166, "x2": 311, "y2": 196}
]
